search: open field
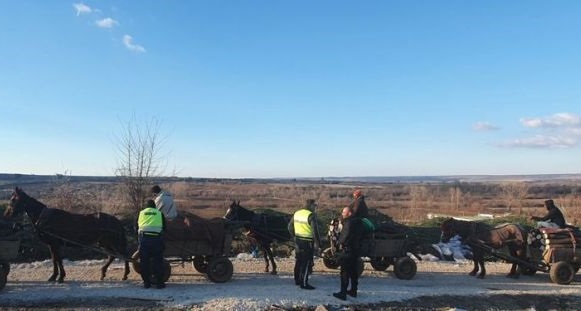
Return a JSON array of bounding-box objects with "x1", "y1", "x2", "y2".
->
[{"x1": 2, "y1": 174, "x2": 581, "y2": 224}]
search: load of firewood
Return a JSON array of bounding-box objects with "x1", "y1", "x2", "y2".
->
[{"x1": 529, "y1": 227, "x2": 581, "y2": 263}]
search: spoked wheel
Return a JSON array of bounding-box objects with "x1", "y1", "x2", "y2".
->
[
  {"x1": 131, "y1": 250, "x2": 172, "y2": 283},
  {"x1": 550, "y1": 261, "x2": 575, "y2": 285},
  {"x1": 370, "y1": 257, "x2": 390, "y2": 271},
  {"x1": 394, "y1": 256, "x2": 417, "y2": 280},
  {"x1": 207, "y1": 257, "x2": 233, "y2": 283},
  {"x1": 131, "y1": 251, "x2": 141, "y2": 273},
  {"x1": 322, "y1": 247, "x2": 340, "y2": 269},
  {"x1": 192, "y1": 256, "x2": 209, "y2": 273}
]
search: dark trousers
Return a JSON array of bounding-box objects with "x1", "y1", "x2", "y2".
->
[
  {"x1": 339, "y1": 251, "x2": 359, "y2": 293},
  {"x1": 294, "y1": 238, "x2": 314, "y2": 286},
  {"x1": 139, "y1": 234, "x2": 164, "y2": 285}
]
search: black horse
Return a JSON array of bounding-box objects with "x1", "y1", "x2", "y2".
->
[
  {"x1": 4, "y1": 187, "x2": 130, "y2": 283},
  {"x1": 440, "y1": 217, "x2": 528, "y2": 279},
  {"x1": 224, "y1": 201, "x2": 291, "y2": 274}
]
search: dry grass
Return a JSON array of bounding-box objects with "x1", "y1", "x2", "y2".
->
[{"x1": 23, "y1": 179, "x2": 581, "y2": 225}]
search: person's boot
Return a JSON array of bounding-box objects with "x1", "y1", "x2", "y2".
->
[
  {"x1": 346, "y1": 289, "x2": 357, "y2": 297},
  {"x1": 333, "y1": 292, "x2": 347, "y2": 300},
  {"x1": 300, "y1": 284, "x2": 315, "y2": 290}
]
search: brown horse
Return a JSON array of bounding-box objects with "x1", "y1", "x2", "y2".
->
[
  {"x1": 440, "y1": 218, "x2": 528, "y2": 279},
  {"x1": 5, "y1": 187, "x2": 130, "y2": 283},
  {"x1": 224, "y1": 201, "x2": 292, "y2": 274}
]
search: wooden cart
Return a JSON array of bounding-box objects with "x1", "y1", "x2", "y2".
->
[
  {"x1": 132, "y1": 218, "x2": 243, "y2": 283},
  {"x1": 0, "y1": 239, "x2": 20, "y2": 291},
  {"x1": 322, "y1": 219, "x2": 419, "y2": 280}
]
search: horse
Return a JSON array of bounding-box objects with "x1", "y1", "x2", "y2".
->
[
  {"x1": 440, "y1": 217, "x2": 528, "y2": 279},
  {"x1": 224, "y1": 201, "x2": 292, "y2": 275},
  {"x1": 5, "y1": 187, "x2": 130, "y2": 283}
]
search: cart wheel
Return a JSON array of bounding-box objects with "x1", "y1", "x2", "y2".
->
[
  {"x1": 394, "y1": 256, "x2": 417, "y2": 280},
  {"x1": 161, "y1": 260, "x2": 171, "y2": 283},
  {"x1": 357, "y1": 258, "x2": 364, "y2": 276},
  {"x1": 370, "y1": 257, "x2": 390, "y2": 271},
  {"x1": 131, "y1": 250, "x2": 171, "y2": 283},
  {"x1": 0, "y1": 269, "x2": 6, "y2": 291},
  {"x1": 0, "y1": 262, "x2": 9, "y2": 277},
  {"x1": 131, "y1": 251, "x2": 141, "y2": 274},
  {"x1": 207, "y1": 257, "x2": 233, "y2": 283},
  {"x1": 322, "y1": 247, "x2": 340, "y2": 269},
  {"x1": 550, "y1": 261, "x2": 574, "y2": 285},
  {"x1": 192, "y1": 256, "x2": 209, "y2": 273}
]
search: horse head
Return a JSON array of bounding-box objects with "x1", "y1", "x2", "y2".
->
[
  {"x1": 5, "y1": 187, "x2": 27, "y2": 218},
  {"x1": 224, "y1": 200, "x2": 241, "y2": 221},
  {"x1": 440, "y1": 218, "x2": 457, "y2": 243}
]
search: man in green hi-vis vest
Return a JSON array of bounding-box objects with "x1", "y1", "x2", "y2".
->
[
  {"x1": 288, "y1": 199, "x2": 321, "y2": 290},
  {"x1": 137, "y1": 199, "x2": 166, "y2": 289}
]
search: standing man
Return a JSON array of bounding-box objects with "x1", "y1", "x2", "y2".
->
[
  {"x1": 349, "y1": 189, "x2": 369, "y2": 218},
  {"x1": 137, "y1": 199, "x2": 166, "y2": 289},
  {"x1": 531, "y1": 199, "x2": 567, "y2": 229},
  {"x1": 151, "y1": 185, "x2": 178, "y2": 221},
  {"x1": 288, "y1": 199, "x2": 321, "y2": 290},
  {"x1": 333, "y1": 206, "x2": 364, "y2": 300}
]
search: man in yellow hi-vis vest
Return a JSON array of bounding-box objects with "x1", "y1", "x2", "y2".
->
[
  {"x1": 288, "y1": 199, "x2": 321, "y2": 290},
  {"x1": 138, "y1": 199, "x2": 166, "y2": 289}
]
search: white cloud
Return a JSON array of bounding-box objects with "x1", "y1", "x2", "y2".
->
[
  {"x1": 473, "y1": 121, "x2": 500, "y2": 132},
  {"x1": 73, "y1": 3, "x2": 92, "y2": 16},
  {"x1": 521, "y1": 112, "x2": 581, "y2": 128},
  {"x1": 96, "y1": 18, "x2": 119, "y2": 29},
  {"x1": 123, "y1": 35, "x2": 146, "y2": 53},
  {"x1": 498, "y1": 135, "x2": 577, "y2": 149}
]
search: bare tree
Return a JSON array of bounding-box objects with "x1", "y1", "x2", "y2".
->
[
  {"x1": 500, "y1": 182, "x2": 529, "y2": 214},
  {"x1": 115, "y1": 116, "x2": 166, "y2": 213},
  {"x1": 449, "y1": 186, "x2": 462, "y2": 211}
]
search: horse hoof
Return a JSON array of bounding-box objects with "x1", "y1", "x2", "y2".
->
[
  {"x1": 48, "y1": 277, "x2": 56, "y2": 282},
  {"x1": 270, "y1": 271, "x2": 277, "y2": 275},
  {"x1": 57, "y1": 279, "x2": 64, "y2": 283},
  {"x1": 469, "y1": 272, "x2": 476, "y2": 276},
  {"x1": 477, "y1": 275, "x2": 485, "y2": 279},
  {"x1": 122, "y1": 276, "x2": 128, "y2": 281}
]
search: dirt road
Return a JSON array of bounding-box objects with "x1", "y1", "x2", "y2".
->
[{"x1": 2, "y1": 257, "x2": 581, "y2": 310}]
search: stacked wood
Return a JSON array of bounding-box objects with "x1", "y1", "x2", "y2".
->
[{"x1": 531, "y1": 228, "x2": 581, "y2": 263}]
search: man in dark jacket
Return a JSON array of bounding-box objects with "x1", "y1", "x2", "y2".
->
[
  {"x1": 333, "y1": 206, "x2": 364, "y2": 300},
  {"x1": 349, "y1": 189, "x2": 369, "y2": 218},
  {"x1": 288, "y1": 199, "x2": 321, "y2": 289},
  {"x1": 531, "y1": 199, "x2": 566, "y2": 228}
]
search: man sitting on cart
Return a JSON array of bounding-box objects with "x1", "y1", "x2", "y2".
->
[{"x1": 531, "y1": 199, "x2": 567, "y2": 229}]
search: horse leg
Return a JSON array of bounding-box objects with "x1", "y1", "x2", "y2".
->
[
  {"x1": 48, "y1": 245, "x2": 59, "y2": 282},
  {"x1": 55, "y1": 247, "x2": 66, "y2": 283},
  {"x1": 101, "y1": 255, "x2": 115, "y2": 280},
  {"x1": 123, "y1": 260, "x2": 130, "y2": 281},
  {"x1": 469, "y1": 257, "x2": 479, "y2": 276},
  {"x1": 267, "y1": 247, "x2": 277, "y2": 275},
  {"x1": 477, "y1": 257, "x2": 486, "y2": 279},
  {"x1": 262, "y1": 246, "x2": 270, "y2": 273},
  {"x1": 507, "y1": 247, "x2": 522, "y2": 278}
]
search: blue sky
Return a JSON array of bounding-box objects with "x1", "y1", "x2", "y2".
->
[{"x1": 1, "y1": 1, "x2": 580, "y2": 178}]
